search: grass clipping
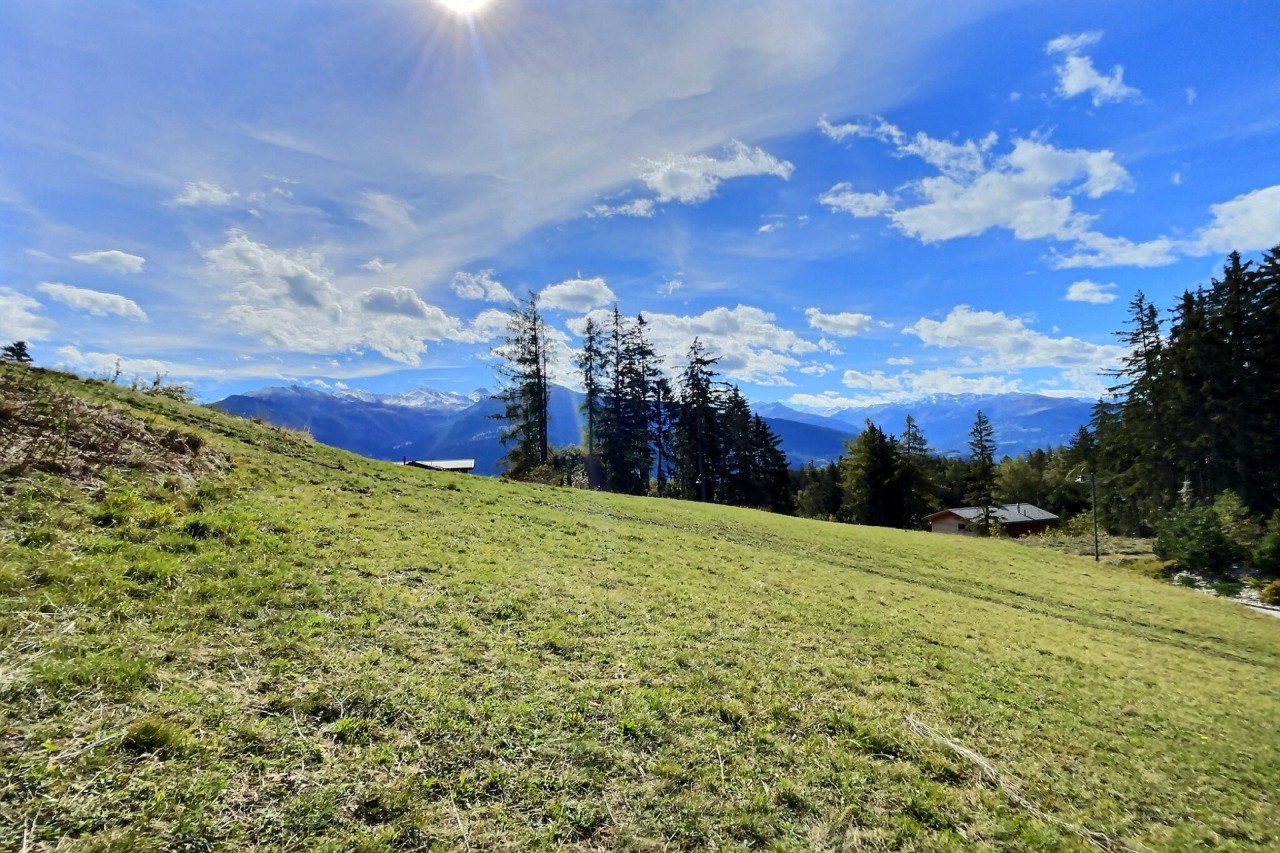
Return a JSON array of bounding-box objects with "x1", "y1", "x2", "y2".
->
[{"x1": 906, "y1": 716, "x2": 1140, "y2": 853}]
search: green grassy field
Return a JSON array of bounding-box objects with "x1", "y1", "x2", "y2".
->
[{"x1": 2, "y1": 365, "x2": 1278, "y2": 851}]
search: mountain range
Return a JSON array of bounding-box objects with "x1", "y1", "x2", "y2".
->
[{"x1": 212, "y1": 386, "x2": 1095, "y2": 475}]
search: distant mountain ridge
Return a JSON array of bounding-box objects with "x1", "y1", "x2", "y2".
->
[
  {"x1": 212, "y1": 386, "x2": 1093, "y2": 474},
  {"x1": 761, "y1": 393, "x2": 1095, "y2": 457}
]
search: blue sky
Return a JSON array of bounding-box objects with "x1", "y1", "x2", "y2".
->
[{"x1": 2, "y1": 0, "x2": 1278, "y2": 408}]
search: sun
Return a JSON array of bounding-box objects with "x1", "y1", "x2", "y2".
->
[{"x1": 435, "y1": 0, "x2": 495, "y2": 17}]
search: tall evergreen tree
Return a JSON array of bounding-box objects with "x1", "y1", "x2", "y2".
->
[
  {"x1": 720, "y1": 386, "x2": 756, "y2": 506},
  {"x1": 897, "y1": 414, "x2": 936, "y2": 527},
  {"x1": 965, "y1": 410, "x2": 997, "y2": 533},
  {"x1": 493, "y1": 292, "x2": 550, "y2": 478},
  {"x1": 574, "y1": 317, "x2": 606, "y2": 459},
  {"x1": 650, "y1": 375, "x2": 677, "y2": 497},
  {"x1": 749, "y1": 413, "x2": 792, "y2": 513},
  {"x1": 840, "y1": 420, "x2": 900, "y2": 527},
  {"x1": 675, "y1": 338, "x2": 722, "y2": 502},
  {"x1": 1, "y1": 341, "x2": 33, "y2": 364}
]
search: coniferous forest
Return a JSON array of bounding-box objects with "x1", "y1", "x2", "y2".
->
[{"x1": 492, "y1": 246, "x2": 1280, "y2": 558}]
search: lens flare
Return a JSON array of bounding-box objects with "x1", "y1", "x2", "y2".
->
[{"x1": 436, "y1": 0, "x2": 494, "y2": 17}]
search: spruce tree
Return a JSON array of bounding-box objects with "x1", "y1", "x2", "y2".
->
[
  {"x1": 840, "y1": 420, "x2": 899, "y2": 526},
  {"x1": 897, "y1": 414, "x2": 936, "y2": 527},
  {"x1": 1, "y1": 341, "x2": 33, "y2": 364},
  {"x1": 675, "y1": 339, "x2": 722, "y2": 502},
  {"x1": 493, "y1": 291, "x2": 550, "y2": 478},
  {"x1": 965, "y1": 410, "x2": 997, "y2": 533},
  {"x1": 574, "y1": 317, "x2": 606, "y2": 459}
]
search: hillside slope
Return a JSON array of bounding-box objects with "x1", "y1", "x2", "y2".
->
[{"x1": 2, "y1": 365, "x2": 1278, "y2": 851}]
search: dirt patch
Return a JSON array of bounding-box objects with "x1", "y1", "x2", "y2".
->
[{"x1": 0, "y1": 368, "x2": 228, "y2": 488}]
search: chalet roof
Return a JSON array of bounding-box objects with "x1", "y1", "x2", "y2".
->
[
  {"x1": 926, "y1": 503, "x2": 1058, "y2": 524},
  {"x1": 402, "y1": 459, "x2": 475, "y2": 471}
]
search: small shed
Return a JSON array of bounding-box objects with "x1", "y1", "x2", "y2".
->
[
  {"x1": 401, "y1": 458, "x2": 476, "y2": 474},
  {"x1": 926, "y1": 503, "x2": 1058, "y2": 537}
]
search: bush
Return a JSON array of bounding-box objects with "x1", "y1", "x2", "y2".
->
[
  {"x1": 1212, "y1": 491, "x2": 1259, "y2": 555},
  {"x1": 1259, "y1": 581, "x2": 1280, "y2": 607},
  {"x1": 1254, "y1": 512, "x2": 1280, "y2": 575},
  {"x1": 1154, "y1": 504, "x2": 1241, "y2": 571}
]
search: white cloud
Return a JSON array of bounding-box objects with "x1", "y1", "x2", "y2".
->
[
  {"x1": 452, "y1": 270, "x2": 514, "y2": 303},
  {"x1": 353, "y1": 191, "x2": 417, "y2": 243},
  {"x1": 173, "y1": 180, "x2": 238, "y2": 206},
  {"x1": 69, "y1": 249, "x2": 146, "y2": 274},
  {"x1": 1045, "y1": 32, "x2": 1140, "y2": 107},
  {"x1": 798, "y1": 362, "x2": 834, "y2": 376},
  {"x1": 1171, "y1": 171, "x2": 1182, "y2": 186},
  {"x1": 470, "y1": 308, "x2": 511, "y2": 341},
  {"x1": 204, "y1": 230, "x2": 474, "y2": 365},
  {"x1": 1052, "y1": 231, "x2": 1179, "y2": 268},
  {"x1": 53, "y1": 345, "x2": 175, "y2": 380},
  {"x1": 891, "y1": 136, "x2": 1133, "y2": 243},
  {"x1": 886, "y1": 356, "x2": 913, "y2": 366},
  {"x1": 1190, "y1": 185, "x2": 1280, "y2": 255},
  {"x1": 658, "y1": 278, "x2": 683, "y2": 298},
  {"x1": 818, "y1": 115, "x2": 904, "y2": 145},
  {"x1": 757, "y1": 222, "x2": 782, "y2": 233},
  {"x1": 358, "y1": 286, "x2": 431, "y2": 318},
  {"x1": 570, "y1": 303, "x2": 822, "y2": 387},
  {"x1": 1185, "y1": 87, "x2": 1197, "y2": 105},
  {"x1": 361, "y1": 257, "x2": 397, "y2": 273},
  {"x1": 786, "y1": 368, "x2": 1023, "y2": 410},
  {"x1": 818, "y1": 182, "x2": 893, "y2": 217},
  {"x1": 805, "y1": 307, "x2": 874, "y2": 336},
  {"x1": 906, "y1": 369, "x2": 1022, "y2": 396},
  {"x1": 822, "y1": 116, "x2": 1176, "y2": 268},
  {"x1": 901, "y1": 131, "x2": 998, "y2": 179},
  {"x1": 36, "y1": 282, "x2": 147, "y2": 320},
  {"x1": 1064, "y1": 280, "x2": 1118, "y2": 304},
  {"x1": 540, "y1": 276, "x2": 615, "y2": 312},
  {"x1": 0, "y1": 288, "x2": 53, "y2": 341},
  {"x1": 586, "y1": 198, "x2": 656, "y2": 219},
  {"x1": 637, "y1": 140, "x2": 793, "y2": 205},
  {"x1": 842, "y1": 369, "x2": 902, "y2": 391},
  {"x1": 905, "y1": 304, "x2": 1123, "y2": 371},
  {"x1": 1044, "y1": 31, "x2": 1102, "y2": 56}
]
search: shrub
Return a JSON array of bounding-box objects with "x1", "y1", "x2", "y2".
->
[
  {"x1": 1154, "y1": 504, "x2": 1241, "y2": 571},
  {"x1": 1259, "y1": 581, "x2": 1280, "y2": 607},
  {"x1": 1212, "y1": 491, "x2": 1259, "y2": 555},
  {"x1": 1254, "y1": 511, "x2": 1280, "y2": 575}
]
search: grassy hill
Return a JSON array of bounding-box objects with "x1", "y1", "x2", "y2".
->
[{"x1": 2, "y1": 365, "x2": 1278, "y2": 851}]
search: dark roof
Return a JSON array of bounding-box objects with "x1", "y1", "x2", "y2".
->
[
  {"x1": 926, "y1": 503, "x2": 1058, "y2": 524},
  {"x1": 403, "y1": 459, "x2": 475, "y2": 471}
]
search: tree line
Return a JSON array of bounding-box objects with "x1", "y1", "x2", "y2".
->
[
  {"x1": 791, "y1": 409, "x2": 1016, "y2": 532},
  {"x1": 1086, "y1": 246, "x2": 1280, "y2": 536},
  {"x1": 493, "y1": 294, "x2": 792, "y2": 512}
]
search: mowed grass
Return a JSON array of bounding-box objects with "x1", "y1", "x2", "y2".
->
[{"x1": 1, "y1": 368, "x2": 1278, "y2": 851}]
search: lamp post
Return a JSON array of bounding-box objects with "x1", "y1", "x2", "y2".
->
[
  {"x1": 1088, "y1": 469, "x2": 1099, "y2": 562},
  {"x1": 1075, "y1": 468, "x2": 1100, "y2": 562}
]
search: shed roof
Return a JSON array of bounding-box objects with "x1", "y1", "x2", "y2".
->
[
  {"x1": 926, "y1": 503, "x2": 1058, "y2": 524},
  {"x1": 403, "y1": 459, "x2": 475, "y2": 471}
]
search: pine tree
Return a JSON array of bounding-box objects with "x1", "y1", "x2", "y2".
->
[
  {"x1": 795, "y1": 462, "x2": 843, "y2": 520},
  {"x1": 749, "y1": 414, "x2": 792, "y2": 513},
  {"x1": 840, "y1": 421, "x2": 901, "y2": 527},
  {"x1": 649, "y1": 375, "x2": 677, "y2": 497},
  {"x1": 720, "y1": 386, "x2": 755, "y2": 506},
  {"x1": 574, "y1": 317, "x2": 606, "y2": 459},
  {"x1": 965, "y1": 410, "x2": 997, "y2": 533},
  {"x1": 1, "y1": 341, "x2": 33, "y2": 364},
  {"x1": 493, "y1": 292, "x2": 550, "y2": 478},
  {"x1": 675, "y1": 339, "x2": 722, "y2": 502},
  {"x1": 897, "y1": 414, "x2": 936, "y2": 527}
]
